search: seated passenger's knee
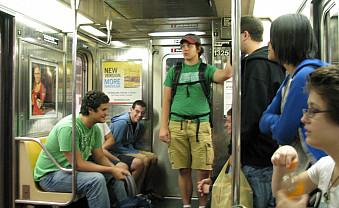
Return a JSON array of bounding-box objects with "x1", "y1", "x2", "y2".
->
[
  {"x1": 89, "y1": 172, "x2": 106, "y2": 187},
  {"x1": 143, "y1": 157, "x2": 150, "y2": 168},
  {"x1": 132, "y1": 158, "x2": 144, "y2": 171},
  {"x1": 143, "y1": 156, "x2": 149, "y2": 164},
  {"x1": 116, "y1": 162, "x2": 129, "y2": 171},
  {"x1": 151, "y1": 155, "x2": 158, "y2": 164}
]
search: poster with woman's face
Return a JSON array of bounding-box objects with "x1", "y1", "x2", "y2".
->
[{"x1": 29, "y1": 57, "x2": 58, "y2": 119}]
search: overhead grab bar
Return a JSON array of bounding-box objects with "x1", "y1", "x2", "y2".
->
[
  {"x1": 77, "y1": 8, "x2": 113, "y2": 46},
  {"x1": 106, "y1": 10, "x2": 112, "y2": 45},
  {"x1": 77, "y1": 24, "x2": 111, "y2": 46}
]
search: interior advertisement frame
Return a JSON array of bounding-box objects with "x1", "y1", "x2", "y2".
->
[
  {"x1": 102, "y1": 59, "x2": 143, "y2": 104},
  {"x1": 29, "y1": 56, "x2": 58, "y2": 119}
]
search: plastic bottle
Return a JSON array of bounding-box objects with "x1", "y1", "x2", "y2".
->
[{"x1": 281, "y1": 161, "x2": 305, "y2": 200}]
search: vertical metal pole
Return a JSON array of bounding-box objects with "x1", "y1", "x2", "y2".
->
[
  {"x1": 231, "y1": 0, "x2": 241, "y2": 206},
  {"x1": 71, "y1": 0, "x2": 79, "y2": 197}
]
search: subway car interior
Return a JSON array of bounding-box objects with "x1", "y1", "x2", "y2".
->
[{"x1": 0, "y1": 0, "x2": 338, "y2": 207}]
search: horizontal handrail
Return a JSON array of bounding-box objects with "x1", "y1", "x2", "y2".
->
[
  {"x1": 15, "y1": 199, "x2": 75, "y2": 206},
  {"x1": 15, "y1": 136, "x2": 77, "y2": 206},
  {"x1": 15, "y1": 137, "x2": 72, "y2": 173}
]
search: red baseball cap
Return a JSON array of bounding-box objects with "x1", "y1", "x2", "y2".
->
[{"x1": 180, "y1": 34, "x2": 201, "y2": 44}]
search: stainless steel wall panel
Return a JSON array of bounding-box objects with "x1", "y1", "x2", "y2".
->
[
  {"x1": 17, "y1": 38, "x2": 65, "y2": 136},
  {"x1": 211, "y1": 18, "x2": 232, "y2": 177}
]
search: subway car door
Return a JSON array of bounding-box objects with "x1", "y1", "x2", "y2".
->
[{"x1": 0, "y1": 10, "x2": 14, "y2": 208}]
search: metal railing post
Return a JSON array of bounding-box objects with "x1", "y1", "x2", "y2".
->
[
  {"x1": 71, "y1": 0, "x2": 80, "y2": 203},
  {"x1": 231, "y1": 0, "x2": 242, "y2": 206}
]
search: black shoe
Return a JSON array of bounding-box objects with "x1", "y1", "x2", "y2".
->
[{"x1": 144, "y1": 189, "x2": 165, "y2": 201}]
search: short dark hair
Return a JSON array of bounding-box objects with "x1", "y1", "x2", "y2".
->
[
  {"x1": 241, "y1": 16, "x2": 263, "y2": 42},
  {"x1": 306, "y1": 65, "x2": 339, "y2": 125},
  {"x1": 227, "y1": 108, "x2": 232, "y2": 116},
  {"x1": 270, "y1": 14, "x2": 317, "y2": 66},
  {"x1": 132, "y1": 100, "x2": 147, "y2": 109},
  {"x1": 80, "y1": 90, "x2": 109, "y2": 115},
  {"x1": 197, "y1": 43, "x2": 204, "y2": 57}
]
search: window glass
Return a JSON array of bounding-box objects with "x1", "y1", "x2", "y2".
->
[{"x1": 325, "y1": 7, "x2": 338, "y2": 64}]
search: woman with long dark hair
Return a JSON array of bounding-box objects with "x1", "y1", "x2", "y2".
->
[{"x1": 260, "y1": 14, "x2": 328, "y2": 170}]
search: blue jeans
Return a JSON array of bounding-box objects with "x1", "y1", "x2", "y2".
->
[
  {"x1": 242, "y1": 165, "x2": 275, "y2": 208},
  {"x1": 39, "y1": 170, "x2": 127, "y2": 208}
]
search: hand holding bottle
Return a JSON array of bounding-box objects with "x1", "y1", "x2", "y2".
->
[
  {"x1": 271, "y1": 145, "x2": 298, "y2": 169},
  {"x1": 280, "y1": 161, "x2": 305, "y2": 200},
  {"x1": 271, "y1": 145, "x2": 304, "y2": 200}
]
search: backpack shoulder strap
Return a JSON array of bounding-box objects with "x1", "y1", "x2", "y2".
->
[
  {"x1": 170, "y1": 62, "x2": 182, "y2": 105},
  {"x1": 198, "y1": 63, "x2": 209, "y2": 100},
  {"x1": 198, "y1": 63, "x2": 213, "y2": 128},
  {"x1": 171, "y1": 62, "x2": 210, "y2": 103}
]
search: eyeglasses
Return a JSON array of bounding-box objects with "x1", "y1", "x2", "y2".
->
[{"x1": 302, "y1": 108, "x2": 331, "y2": 118}]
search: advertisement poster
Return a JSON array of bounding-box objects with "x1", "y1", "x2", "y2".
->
[
  {"x1": 102, "y1": 60, "x2": 142, "y2": 103},
  {"x1": 29, "y1": 56, "x2": 58, "y2": 119},
  {"x1": 224, "y1": 77, "x2": 232, "y2": 116}
]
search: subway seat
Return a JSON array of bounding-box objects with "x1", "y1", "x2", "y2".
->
[{"x1": 17, "y1": 137, "x2": 84, "y2": 205}]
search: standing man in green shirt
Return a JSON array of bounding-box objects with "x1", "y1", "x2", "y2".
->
[
  {"x1": 34, "y1": 90, "x2": 130, "y2": 208},
  {"x1": 159, "y1": 34, "x2": 231, "y2": 208}
]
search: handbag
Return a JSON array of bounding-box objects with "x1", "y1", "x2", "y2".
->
[{"x1": 211, "y1": 159, "x2": 253, "y2": 208}]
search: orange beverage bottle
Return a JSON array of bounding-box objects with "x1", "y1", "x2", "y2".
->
[{"x1": 281, "y1": 161, "x2": 305, "y2": 200}]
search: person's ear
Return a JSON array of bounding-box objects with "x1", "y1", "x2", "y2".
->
[
  {"x1": 243, "y1": 31, "x2": 250, "y2": 40},
  {"x1": 197, "y1": 45, "x2": 201, "y2": 53}
]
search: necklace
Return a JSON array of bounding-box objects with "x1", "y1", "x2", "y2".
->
[{"x1": 323, "y1": 173, "x2": 339, "y2": 202}]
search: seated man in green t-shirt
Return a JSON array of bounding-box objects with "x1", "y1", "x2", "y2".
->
[{"x1": 34, "y1": 90, "x2": 130, "y2": 208}]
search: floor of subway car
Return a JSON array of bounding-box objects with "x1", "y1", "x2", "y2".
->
[{"x1": 151, "y1": 196, "x2": 199, "y2": 207}]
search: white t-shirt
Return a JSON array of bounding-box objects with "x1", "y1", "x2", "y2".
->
[
  {"x1": 96, "y1": 123, "x2": 111, "y2": 144},
  {"x1": 308, "y1": 156, "x2": 339, "y2": 208}
]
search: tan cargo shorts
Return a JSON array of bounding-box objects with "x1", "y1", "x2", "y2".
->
[{"x1": 168, "y1": 120, "x2": 214, "y2": 170}]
